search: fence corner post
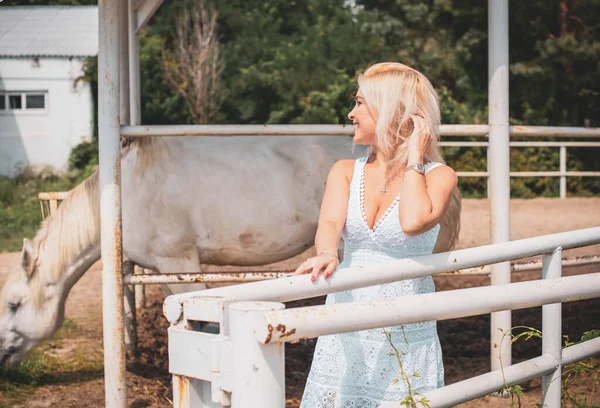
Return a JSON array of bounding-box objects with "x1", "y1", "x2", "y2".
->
[
  {"x1": 542, "y1": 246, "x2": 562, "y2": 407},
  {"x1": 229, "y1": 301, "x2": 286, "y2": 408}
]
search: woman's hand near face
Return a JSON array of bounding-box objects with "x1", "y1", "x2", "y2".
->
[{"x1": 407, "y1": 115, "x2": 433, "y2": 160}]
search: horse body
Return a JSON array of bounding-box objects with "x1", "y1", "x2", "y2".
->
[
  {"x1": 121, "y1": 136, "x2": 350, "y2": 270},
  {"x1": 0, "y1": 135, "x2": 460, "y2": 367}
]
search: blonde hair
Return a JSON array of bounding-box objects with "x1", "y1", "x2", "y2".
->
[{"x1": 357, "y1": 62, "x2": 445, "y2": 178}]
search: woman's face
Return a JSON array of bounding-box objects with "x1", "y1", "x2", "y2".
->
[{"x1": 348, "y1": 90, "x2": 376, "y2": 145}]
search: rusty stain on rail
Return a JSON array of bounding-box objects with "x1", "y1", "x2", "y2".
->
[{"x1": 265, "y1": 323, "x2": 297, "y2": 344}]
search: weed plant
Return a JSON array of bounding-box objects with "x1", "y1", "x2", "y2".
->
[
  {"x1": 385, "y1": 324, "x2": 599, "y2": 407},
  {"x1": 498, "y1": 327, "x2": 600, "y2": 408},
  {"x1": 383, "y1": 327, "x2": 431, "y2": 408}
]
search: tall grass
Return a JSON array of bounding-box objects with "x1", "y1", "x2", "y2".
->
[
  {"x1": 0, "y1": 319, "x2": 103, "y2": 407},
  {"x1": 0, "y1": 166, "x2": 93, "y2": 252}
]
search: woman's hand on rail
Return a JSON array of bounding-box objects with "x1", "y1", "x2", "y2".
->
[{"x1": 293, "y1": 253, "x2": 340, "y2": 282}]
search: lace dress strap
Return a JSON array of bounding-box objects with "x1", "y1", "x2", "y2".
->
[
  {"x1": 424, "y1": 161, "x2": 445, "y2": 174},
  {"x1": 350, "y1": 156, "x2": 369, "y2": 189}
]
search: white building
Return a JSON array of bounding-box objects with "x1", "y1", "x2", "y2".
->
[{"x1": 0, "y1": 6, "x2": 98, "y2": 177}]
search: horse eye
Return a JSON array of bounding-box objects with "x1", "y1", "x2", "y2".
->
[{"x1": 8, "y1": 302, "x2": 19, "y2": 313}]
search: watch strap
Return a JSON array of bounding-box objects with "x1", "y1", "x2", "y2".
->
[{"x1": 407, "y1": 162, "x2": 425, "y2": 175}]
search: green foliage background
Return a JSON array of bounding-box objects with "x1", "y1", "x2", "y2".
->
[{"x1": 4, "y1": 0, "x2": 600, "y2": 202}]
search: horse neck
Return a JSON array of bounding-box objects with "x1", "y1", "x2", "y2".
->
[{"x1": 35, "y1": 171, "x2": 102, "y2": 294}]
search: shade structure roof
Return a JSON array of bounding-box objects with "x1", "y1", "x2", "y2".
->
[{"x1": 0, "y1": 6, "x2": 98, "y2": 58}]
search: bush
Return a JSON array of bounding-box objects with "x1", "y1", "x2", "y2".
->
[{"x1": 68, "y1": 141, "x2": 98, "y2": 172}]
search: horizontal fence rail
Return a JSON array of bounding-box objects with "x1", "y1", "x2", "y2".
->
[
  {"x1": 119, "y1": 125, "x2": 600, "y2": 199},
  {"x1": 256, "y1": 272, "x2": 600, "y2": 343},
  {"x1": 391, "y1": 336, "x2": 600, "y2": 408},
  {"x1": 164, "y1": 227, "x2": 600, "y2": 324},
  {"x1": 121, "y1": 124, "x2": 600, "y2": 138},
  {"x1": 122, "y1": 254, "x2": 600, "y2": 285},
  {"x1": 167, "y1": 227, "x2": 600, "y2": 408}
]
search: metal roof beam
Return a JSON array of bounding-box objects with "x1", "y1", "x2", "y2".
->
[{"x1": 134, "y1": 0, "x2": 164, "y2": 33}]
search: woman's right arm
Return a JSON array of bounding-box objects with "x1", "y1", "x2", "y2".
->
[{"x1": 293, "y1": 159, "x2": 353, "y2": 281}]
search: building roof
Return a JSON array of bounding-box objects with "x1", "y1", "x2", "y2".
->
[{"x1": 0, "y1": 6, "x2": 98, "y2": 58}]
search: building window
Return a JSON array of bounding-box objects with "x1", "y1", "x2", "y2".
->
[
  {"x1": 9, "y1": 94, "x2": 22, "y2": 109},
  {"x1": 26, "y1": 94, "x2": 45, "y2": 109},
  {"x1": 0, "y1": 92, "x2": 47, "y2": 112}
]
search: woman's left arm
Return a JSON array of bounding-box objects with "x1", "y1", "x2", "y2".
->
[{"x1": 398, "y1": 116, "x2": 458, "y2": 236}]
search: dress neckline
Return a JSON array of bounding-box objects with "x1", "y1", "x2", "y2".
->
[{"x1": 359, "y1": 158, "x2": 400, "y2": 233}]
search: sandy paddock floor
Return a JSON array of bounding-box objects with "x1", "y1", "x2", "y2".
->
[{"x1": 0, "y1": 198, "x2": 599, "y2": 407}]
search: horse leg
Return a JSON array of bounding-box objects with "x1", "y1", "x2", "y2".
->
[
  {"x1": 123, "y1": 261, "x2": 137, "y2": 352},
  {"x1": 133, "y1": 265, "x2": 147, "y2": 309}
]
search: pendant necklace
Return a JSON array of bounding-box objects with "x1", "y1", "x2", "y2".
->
[{"x1": 369, "y1": 153, "x2": 388, "y2": 193}]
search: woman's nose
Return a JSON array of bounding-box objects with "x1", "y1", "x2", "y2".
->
[{"x1": 347, "y1": 109, "x2": 354, "y2": 121}]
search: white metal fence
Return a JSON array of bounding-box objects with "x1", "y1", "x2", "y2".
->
[
  {"x1": 164, "y1": 227, "x2": 600, "y2": 407},
  {"x1": 93, "y1": 1, "x2": 600, "y2": 406}
]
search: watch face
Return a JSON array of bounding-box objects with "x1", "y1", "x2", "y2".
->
[{"x1": 416, "y1": 163, "x2": 425, "y2": 172}]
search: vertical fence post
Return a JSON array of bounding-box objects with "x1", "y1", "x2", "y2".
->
[
  {"x1": 488, "y1": 0, "x2": 512, "y2": 371},
  {"x1": 542, "y1": 246, "x2": 562, "y2": 407},
  {"x1": 128, "y1": 0, "x2": 141, "y2": 126},
  {"x1": 98, "y1": 0, "x2": 126, "y2": 406},
  {"x1": 560, "y1": 146, "x2": 567, "y2": 199},
  {"x1": 49, "y1": 199, "x2": 58, "y2": 216},
  {"x1": 123, "y1": 263, "x2": 137, "y2": 350},
  {"x1": 173, "y1": 375, "x2": 221, "y2": 408},
  {"x1": 119, "y1": 0, "x2": 130, "y2": 127},
  {"x1": 229, "y1": 302, "x2": 286, "y2": 408}
]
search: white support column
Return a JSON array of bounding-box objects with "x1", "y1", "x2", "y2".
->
[
  {"x1": 229, "y1": 302, "x2": 286, "y2": 408},
  {"x1": 98, "y1": 0, "x2": 126, "y2": 406},
  {"x1": 560, "y1": 146, "x2": 567, "y2": 199},
  {"x1": 119, "y1": 3, "x2": 135, "y2": 354},
  {"x1": 488, "y1": 0, "x2": 512, "y2": 371},
  {"x1": 128, "y1": 0, "x2": 142, "y2": 125},
  {"x1": 542, "y1": 247, "x2": 562, "y2": 407},
  {"x1": 173, "y1": 375, "x2": 221, "y2": 408},
  {"x1": 119, "y1": 1, "x2": 130, "y2": 125}
]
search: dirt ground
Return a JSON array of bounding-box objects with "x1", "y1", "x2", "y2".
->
[{"x1": 1, "y1": 198, "x2": 599, "y2": 407}]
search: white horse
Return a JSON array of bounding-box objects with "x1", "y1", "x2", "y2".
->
[{"x1": 0, "y1": 136, "x2": 461, "y2": 367}]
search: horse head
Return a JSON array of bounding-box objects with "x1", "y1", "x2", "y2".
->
[{"x1": 0, "y1": 239, "x2": 66, "y2": 367}]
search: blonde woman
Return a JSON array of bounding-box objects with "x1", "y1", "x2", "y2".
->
[{"x1": 294, "y1": 62, "x2": 457, "y2": 406}]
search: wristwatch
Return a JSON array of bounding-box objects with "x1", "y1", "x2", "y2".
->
[{"x1": 407, "y1": 163, "x2": 425, "y2": 175}]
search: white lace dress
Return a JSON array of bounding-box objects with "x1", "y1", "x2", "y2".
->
[{"x1": 299, "y1": 156, "x2": 445, "y2": 408}]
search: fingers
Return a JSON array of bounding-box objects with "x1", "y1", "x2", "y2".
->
[
  {"x1": 410, "y1": 115, "x2": 426, "y2": 134},
  {"x1": 294, "y1": 257, "x2": 339, "y2": 281},
  {"x1": 322, "y1": 261, "x2": 338, "y2": 279},
  {"x1": 293, "y1": 260, "x2": 312, "y2": 276},
  {"x1": 311, "y1": 260, "x2": 327, "y2": 282}
]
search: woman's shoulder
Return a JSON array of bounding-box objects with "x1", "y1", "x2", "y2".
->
[
  {"x1": 330, "y1": 157, "x2": 365, "y2": 184},
  {"x1": 423, "y1": 161, "x2": 458, "y2": 186},
  {"x1": 330, "y1": 159, "x2": 356, "y2": 178}
]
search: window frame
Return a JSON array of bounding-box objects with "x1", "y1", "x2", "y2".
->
[{"x1": 0, "y1": 91, "x2": 48, "y2": 115}]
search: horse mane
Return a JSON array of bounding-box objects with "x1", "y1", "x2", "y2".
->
[
  {"x1": 0, "y1": 170, "x2": 101, "y2": 312},
  {"x1": 122, "y1": 136, "x2": 176, "y2": 177}
]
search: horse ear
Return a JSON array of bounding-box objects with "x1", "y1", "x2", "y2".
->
[{"x1": 21, "y1": 238, "x2": 35, "y2": 277}]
